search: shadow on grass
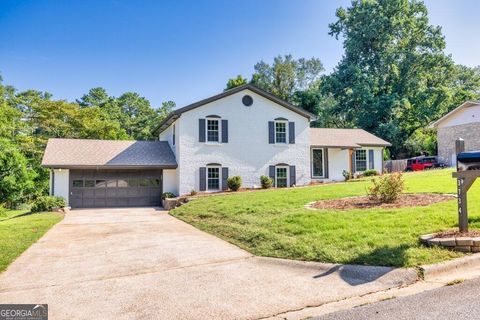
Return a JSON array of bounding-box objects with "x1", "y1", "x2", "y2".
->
[
  {"x1": 0, "y1": 211, "x2": 34, "y2": 222},
  {"x1": 313, "y1": 245, "x2": 412, "y2": 286}
]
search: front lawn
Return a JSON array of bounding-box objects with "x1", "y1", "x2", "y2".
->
[
  {"x1": 0, "y1": 210, "x2": 63, "y2": 272},
  {"x1": 171, "y1": 169, "x2": 479, "y2": 267}
]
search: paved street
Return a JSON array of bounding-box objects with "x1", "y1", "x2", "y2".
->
[{"x1": 318, "y1": 277, "x2": 480, "y2": 320}]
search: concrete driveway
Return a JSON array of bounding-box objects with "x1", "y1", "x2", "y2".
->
[{"x1": 0, "y1": 208, "x2": 417, "y2": 319}]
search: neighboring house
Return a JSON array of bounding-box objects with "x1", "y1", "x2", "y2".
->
[
  {"x1": 42, "y1": 84, "x2": 390, "y2": 208},
  {"x1": 429, "y1": 101, "x2": 480, "y2": 166}
]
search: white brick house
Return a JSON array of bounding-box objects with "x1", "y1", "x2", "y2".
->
[{"x1": 42, "y1": 85, "x2": 390, "y2": 208}]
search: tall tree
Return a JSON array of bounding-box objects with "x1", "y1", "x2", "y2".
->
[
  {"x1": 78, "y1": 88, "x2": 173, "y2": 140},
  {"x1": 250, "y1": 55, "x2": 324, "y2": 102},
  {"x1": 225, "y1": 75, "x2": 248, "y2": 91},
  {"x1": 77, "y1": 87, "x2": 111, "y2": 107},
  {"x1": 323, "y1": 0, "x2": 480, "y2": 156}
]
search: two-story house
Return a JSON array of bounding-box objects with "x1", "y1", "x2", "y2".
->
[{"x1": 42, "y1": 84, "x2": 390, "y2": 208}]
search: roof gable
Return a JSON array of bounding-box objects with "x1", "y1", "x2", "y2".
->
[
  {"x1": 155, "y1": 84, "x2": 316, "y2": 134},
  {"x1": 429, "y1": 101, "x2": 480, "y2": 128}
]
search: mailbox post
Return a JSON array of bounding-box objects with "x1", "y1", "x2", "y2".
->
[{"x1": 452, "y1": 138, "x2": 479, "y2": 233}]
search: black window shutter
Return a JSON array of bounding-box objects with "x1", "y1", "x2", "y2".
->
[
  {"x1": 289, "y1": 165, "x2": 296, "y2": 186},
  {"x1": 269, "y1": 165, "x2": 275, "y2": 182},
  {"x1": 199, "y1": 167, "x2": 206, "y2": 191},
  {"x1": 221, "y1": 120, "x2": 228, "y2": 143},
  {"x1": 268, "y1": 121, "x2": 275, "y2": 144},
  {"x1": 369, "y1": 149, "x2": 374, "y2": 169},
  {"x1": 222, "y1": 167, "x2": 229, "y2": 190},
  {"x1": 199, "y1": 119, "x2": 206, "y2": 142},
  {"x1": 324, "y1": 148, "x2": 329, "y2": 179},
  {"x1": 289, "y1": 122, "x2": 295, "y2": 144}
]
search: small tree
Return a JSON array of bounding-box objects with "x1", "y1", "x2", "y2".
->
[{"x1": 368, "y1": 173, "x2": 404, "y2": 203}]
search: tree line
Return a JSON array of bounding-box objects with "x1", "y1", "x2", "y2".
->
[{"x1": 1, "y1": 0, "x2": 480, "y2": 208}]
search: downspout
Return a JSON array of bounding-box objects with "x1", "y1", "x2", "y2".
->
[{"x1": 51, "y1": 169, "x2": 55, "y2": 196}]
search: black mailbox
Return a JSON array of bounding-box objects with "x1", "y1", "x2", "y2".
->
[{"x1": 457, "y1": 151, "x2": 480, "y2": 171}]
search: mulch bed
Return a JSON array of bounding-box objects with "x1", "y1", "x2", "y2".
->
[
  {"x1": 309, "y1": 193, "x2": 456, "y2": 210},
  {"x1": 434, "y1": 230, "x2": 480, "y2": 238}
]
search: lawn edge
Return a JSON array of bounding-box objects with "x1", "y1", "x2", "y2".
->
[{"x1": 0, "y1": 211, "x2": 64, "y2": 273}]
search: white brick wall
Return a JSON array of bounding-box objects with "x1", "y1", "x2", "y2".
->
[{"x1": 170, "y1": 89, "x2": 311, "y2": 195}]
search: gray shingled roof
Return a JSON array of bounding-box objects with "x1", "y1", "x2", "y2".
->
[
  {"x1": 42, "y1": 139, "x2": 177, "y2": 168},
  {"x1": 310, "y1": 128, "x2": 391, "y2": 148}
]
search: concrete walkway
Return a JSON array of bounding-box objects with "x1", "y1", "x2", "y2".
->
[{"x1": 0, "y1": 208, "x2": 417, "y2": 319}]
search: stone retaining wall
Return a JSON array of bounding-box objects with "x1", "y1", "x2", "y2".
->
[{"x1": 421, "y1": 234, "x2": 480, "y2": 252}]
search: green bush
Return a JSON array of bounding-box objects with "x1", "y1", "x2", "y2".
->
[
  {"x1": 162, "y1": 192, "x2": 176, "y2": 200},
  {"x1": 227, "y1": 176, "x2": 242, "y2": 191},
  {"x1": 368, "y1": 172, "x2": 404, "y2": 203},
  {"x1": 342, "y1": 170, "x2": 353, "y2": 181},
  {"x1": 31, "y1": 196, "x2": 66, "y2": 213},
  {"x1": 260, "y1": 175, "x2": 273, "y2": 189},
  {"x1": 363, "y1": 169, "x2": 379, "y2": 177}
]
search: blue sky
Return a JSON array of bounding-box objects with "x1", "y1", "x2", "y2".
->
[{"x1": 1, "y1": 0, "x2": 478, "y2": 108}]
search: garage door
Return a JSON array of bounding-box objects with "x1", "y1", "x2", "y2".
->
[{"x1": 69, "y1": 169, "x2": 163, "y2": 208}]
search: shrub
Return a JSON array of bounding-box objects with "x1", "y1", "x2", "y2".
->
[
  {"x1": 363, "y1": 169, "x2": 379, "y2": 177},
  {"x1": 342, "y1": 170, "x2": 353, "y2": 181},
  {"x1": 190, "y1": 190, "x2": 198, "y2": 196},
  {"x1": 260, "y1": 175, "x2": 273, "y2": 189},
  {"x1": 368, "y1": 172, "x2": 404, "y2": 203},
  {"x1": 31, "y1": 196, "x2": 66, "y2": 213},
  {"x1": 162, "y1": 192, "x2": 176, "y2": 200},
  {"x1": 227, "y1": 176, "x2": 242, "y2": 191}
]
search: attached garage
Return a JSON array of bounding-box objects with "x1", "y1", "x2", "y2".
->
[
  {"x1": 42, "y1": 139, "x2": 177, "y2": 209},
  {"x1": 69, "y1": 169, "x2": 163, "y2": 208}
]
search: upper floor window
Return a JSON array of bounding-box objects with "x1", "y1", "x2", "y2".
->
[
  {"x1": 355, "y1": 149, "x2": 367, "y2": 172},
  {"x1": 207, "y1": 119, "x2": 220, "y2": 142},
  {"x1": 275, "y1": 121, "x2": 287, "y2": 144}
]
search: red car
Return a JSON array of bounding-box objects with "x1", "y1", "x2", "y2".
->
[{"x1": 405, "y1": 156, "x2": 446, "y2": 171}]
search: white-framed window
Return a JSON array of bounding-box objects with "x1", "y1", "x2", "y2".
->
[
  {"x1": 355, "y1": 149, "x2": 367, "y2": 172},
  {"x1": 207, "y1": 119, "x2": 220, "y2": 142},
  {"x1": 173, "y1": 124, "x2": 175, "y2": 145},
  {"x1": 275, "y1": 166, "x2": 288, "y2": 187},
  {"x1": 207, "y1": 166, "x2": 221, "y2": 190},
  {"x1": 311, "y1": 148, "x2": 325, "y2": 178},
  {"x1": 275, "y1": 121, "x2": 287, "y2": 144}
]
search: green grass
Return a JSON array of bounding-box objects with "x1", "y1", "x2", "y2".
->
[
  {"x1": 0, "y1": 210, "x2": 63, "y2": 272},
  {"x1": 171, "y1": 169, "x2": 478, "y2": 267}
]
